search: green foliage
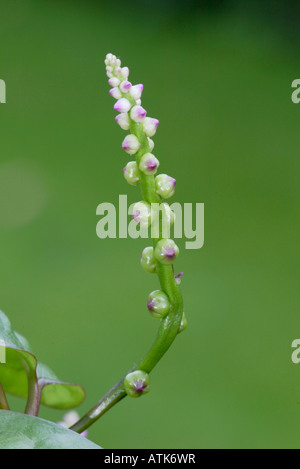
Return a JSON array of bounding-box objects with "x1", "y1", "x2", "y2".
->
[
  {"x1": 0, "y1": 311, "x2": 85, "y2": 409},
  {"x1": 0, "y1": 411, "x2": 101, "y2": 449}
]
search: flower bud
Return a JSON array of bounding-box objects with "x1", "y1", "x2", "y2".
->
[
  {"x1": 154, "y1": 239, "x2": 179, "y2": 265},
  {"x1": 123, "y1": 161, "x2": 139, "y2": 186},
  {"x1": 124, "y1": 370, "x2": 150, "y2": 398},
  {"x1": 140, "y1": 246, "x2": 156, "y2": 274},
  {"x1": 132, "y1": 201, "x2": 151, "y2": 228},
  {"x1": 130, "y1": 84, "x2": 144, "y2": 100},
  {"x1": 155, "y1": 174, "x2": 176, "y2": 199},
  {"x1": 130, "y1": 105, "x2": 147, "y2": 123},
  {"x1": 109, "y1": 87, "x2": 122, "y2": 100},
  {"x1": 121, "y1": 67, "x2": 130, "y2": 79},
  {"x1": 160, "y1": 203, "x2": 175, "y2": 225},
  {"x1": 108, "y1": 77, "x2": 120, "y2": 87},
  {"x1": 115, "y1": 113, "x2": 130, "y2": 130},
  {"x1": 114, "y1": 66, "x2": 122, "y2": 77},
  {"x1": 120, "y1": 80, "x2": 132, "y2": 93},
  {"x1": 178, "y1": 313, "x2": 187, "y2": 334},
  {"x1": 147, "y1": 290, "x2": 170, "y2": 318},
  {"x1": 139, "y1": 153, "x2": 159, "y2": 175},
  {"x1": 143, "y1": 117, "x2": 159, "y2": 137},
  {"x1": 114, "y1": 98, "x2": 132, "y2": 113},
  {"x1": 122, "y1": 135, "x2": 141, "y2": 155},
  {"x1": 148, "y1": 138, "x2": 155, "y2": 152},
  {"x1": 136, "y1": 99, "x2": 142, "y2": 106}
]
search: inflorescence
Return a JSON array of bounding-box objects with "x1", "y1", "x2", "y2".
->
[{"x1": 105, "y1": 53, "x2": 186, "y2": 398}]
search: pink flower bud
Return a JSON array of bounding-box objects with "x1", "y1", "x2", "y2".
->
[
  {"x1": 120, "y1": 81, "x2": 132, "y2": 93},
  {"x1": 143, "y1": 117, "x2": 159, "y2": 137},
  {"x1": 122, "y1": 135, "x2": 141, "y2": 155},
  {"x1": 109, "y1": 87, "x2": 122, "y2": 100},
  {"x1": 115, "y1": 113, "x2": 130, "y2": 130},
  {"x1": 130, "y1": 84, "x2": 144, "y2": 100},
  {"x1": 132, "y1": 201, "x2": 151, "y2": 228},
  {"x1": 114, "y1": 98, "x2": 132, "y2": 113},
  {"x1": 139, "y1": 153, "x2": 159, "y2": 175},
  {"x1": 108, "y1": 77, "x2": 120, "y2": 87},
  {"x1": 130, "y1": 105, "x2": 147, "y2": 123}
]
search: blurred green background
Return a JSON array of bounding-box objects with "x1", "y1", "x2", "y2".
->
[{"x1": 0, "y1": 0, "x2": 300, "y2": 449}]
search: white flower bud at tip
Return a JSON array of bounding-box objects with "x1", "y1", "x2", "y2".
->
[{"x1": 121, "y1": 67, "x2": 130, "y2": 79}]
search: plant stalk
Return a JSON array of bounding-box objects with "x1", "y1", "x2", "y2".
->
[{"x1": 71, "y1": 88, "x2": 183, "y2": 435}]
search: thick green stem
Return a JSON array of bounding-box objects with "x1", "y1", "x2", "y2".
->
[{"x1": 71, "y1": 92, "x2": 183, "y2": 435}]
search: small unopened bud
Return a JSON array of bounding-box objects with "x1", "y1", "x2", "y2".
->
[
  {"x1": 108, "y1": 77, "x2": 120, "y2": 87},
  {"x1": 132, "y1": 201, "x2": 151, "y2": 228},
  {"x1": 147, "y1": 290, "x2": 170, "y2": 318},
  {"x1": 124, "y1": 370, "x2": 150, "y2": 398},
  {"x1": 139, "y1": 153, "x2": 159, "y2": 175},
  {"x1": 121, "y1": 67, "x2": 130, "y2": 79},
  {"x1": 155, "y1": 174, "x2": 176, "y2": 199},
  {"x1": 178, "y1": 313, "x2": 187, "y2": 334},
  {"x1": 154, "y1": 239, "x2": 179, "y2": 265},
  {"x1": 120, "y1": 80, "x2": 132, "y2": 93},
  {"x1": 123, "y1": 161, "x2": 139, "y2": 186},
  {"x1": 148, "y1": 138, "x2": 155, "y2": 152},
  {"x1": 143, "y1": 117, "x2": 159, "y2": 137},
  {"x1": 130, "y1": 84, "x2": 144, "y2": 100},
  {"x1": 130, "y1": 105, "x2": 147, "y2": 123},
  {"x1": 109, "y1": 87, "x2": 122, "y2": 100},
  {"x1": 114, "y1": 98, "x2": 132, "y2": 113},
  {"x1": 115, "y1": 113, "x2": 130, "y2": 130},
  {"x1": 122, "y1": 135, "x2": 141, "y2": 155},
  {"x1": 114, "y1": 67, "x2": 122, "y2": 77},
  {"x1": 140, "y1": 246, "x2": 156, "y2": 274}
]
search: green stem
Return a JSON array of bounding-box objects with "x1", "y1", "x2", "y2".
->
[
  {"x1": 0, "y1": 382, "x2": 10, "y2": 410},
  {"x1": 71, "y1": 95, "x2": 183, "y2": 435}
]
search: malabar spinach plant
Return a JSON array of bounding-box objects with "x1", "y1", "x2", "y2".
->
[{"x1": 0, "y1": 54, "x2": 186, "y2": 449}]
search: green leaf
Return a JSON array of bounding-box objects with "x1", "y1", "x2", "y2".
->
[
  {"x1": 0, "y1": 311, "x2": 85, "y2": 409},
  {"x1": 0, "y1": 410, "x2": 101, "y2": 449}
]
